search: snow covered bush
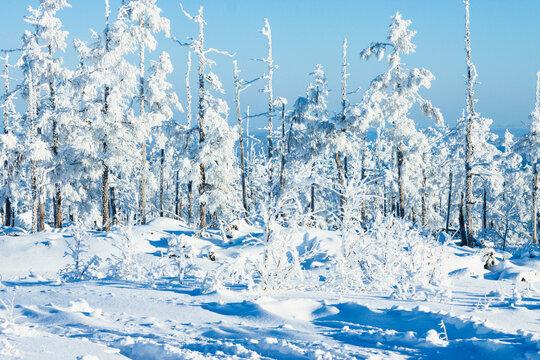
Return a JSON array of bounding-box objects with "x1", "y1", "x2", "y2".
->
[
  {"x1": 59, "y1": 228, "x2": 102, "y2": 281},
  {"x1": 329, "y1": 215, "x2": 446, "y2": 295},
  {"x1": 165, "y1": 234, "x2": 199, "y2": 283},
  {"x1": 107, "y1": 227, "x2": 144, "y2": 281}
]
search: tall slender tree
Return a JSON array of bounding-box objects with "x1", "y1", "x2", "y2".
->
[{"x1": 529, "y1": 72, "x2": 540, "y2": 244}]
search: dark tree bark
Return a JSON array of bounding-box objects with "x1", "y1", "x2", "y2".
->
[
  {"x1": 445, "y1": 172, "x2": 453, "y2": 232},
  {"x1": 459, "y1": 193, "x2": 468, "y2": 247}
]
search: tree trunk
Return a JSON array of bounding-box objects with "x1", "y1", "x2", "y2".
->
[
  {"x1": 335, "y1": 38, "x2": 348, "y2": 220},
  {"x1": 446, "y1": 171, "x2": 453, "y2": 232},
  {"x1": 310, "y1": 182, "x2": 315, "y2": 214},
  {"x1": 482, "y1": 184, "x2": 487, "y2": 233},
  {"x1": 175, "y1": 170, "x2": 180, "y2": 218},
  {"x1": 187, "y1": 181, "x2": 193, "y2": 223},
  {"x1": 233, "y1": 60, "x2": 249, "y2": 215},
  {"x1": 397, "y1": 144, "x2": 405, "y2": 219},
  {"x1": 465, "y1": 0, "x2": 476, "y2": 246},
  {"x1": 5, "y1": 197, "x2": 12, "y2": 228},
  {"x1": 139, "y1": 42, "x2": 147, "y2": 225},
  {"x1": 197, "y1": 8, "x2": 207, "y2": 229},
  {"x1": 3, "y1": 57, "x2": 12, "y2": 228},
  {"x1": 54, "y1": 184, "x2": 62, "y2": 228},
  {"x1": 263, "y1": 19, "x2": 274, "y2": 180},
  {"x1": 421, "y1": 154, "x2": 427, "y2": 228},
  {"x1": 279, "y1": 104, "x2": 286, "y2": 194},
  {"x1": 31, "y1": 161, "x2": 38, "y2": 233},
  {"x1": 48, "y1": 44, "x2": 62, "y2": 229},
  {"x1": 533, "y1": 160, "x2": 538, "y2": 244},
  {"x1": 361, "y1": 135, "x2": 366, "y2": 223},
  {"x1": 459, "y1": 193, "x2": 468, "y2": 247},
  {"x1": 102, "y1": 164, "x2": 110, "y2": 231},
  {"x1": 199, "y1": 164, "x2": 206, "y2": 228},
  {"x1": 160, "y1": 148, "x2": 165, "y2": 217},
  {"x1": 334, "y1": 152, "x2": 346, "y2": 218},
  {"x1": 38, "y1": 187, "x2": 45, "y2": 232},
  {"x1": 111, "y1": 186, "x2": 117, "y2": 226}
]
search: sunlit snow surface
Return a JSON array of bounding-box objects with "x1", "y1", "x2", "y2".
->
[{"x1": 0, "y1": 218, "x2": 538, "y2": 359}]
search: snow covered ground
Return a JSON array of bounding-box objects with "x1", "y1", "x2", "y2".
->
[{"x1": 0, "y1": 218, "x2": 538, "y2": 359}]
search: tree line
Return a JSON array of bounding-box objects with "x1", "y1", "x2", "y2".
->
[{"x1": 0, "y1": 0, "x2": 538, "y2": 250}]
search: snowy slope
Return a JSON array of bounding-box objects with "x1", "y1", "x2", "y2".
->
[{"x1": 0, "y1": 219, "x2": 539, "y2": 359}]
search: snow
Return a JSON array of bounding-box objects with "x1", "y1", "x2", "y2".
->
[{"x1": 0, "y1": 219, "x2": 538, "y2": 359}]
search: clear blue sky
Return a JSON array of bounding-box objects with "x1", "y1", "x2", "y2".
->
[{"x1": 0, "y1": 0, "x2": 539, "y2": 132}]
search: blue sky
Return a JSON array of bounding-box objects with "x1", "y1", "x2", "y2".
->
[{"x1": 0, "y1": 0, "x2": 539, "y2": 132}]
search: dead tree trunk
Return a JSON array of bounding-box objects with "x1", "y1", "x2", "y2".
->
[
  {"x1": 175, "y1": 170, "x2": 181, "y2": 218},
  {"x1": 421, "y1": 154, "x2": 427, "y2": 228},
  {"x1": 26, "y1": 64, "x2": 39, "y2": 233},
  {"x1": 185, "y1": 52, "x2": 193, "y2": 224},
  {"x1": 48, "y1": 45, "x2": 62, "y2": 229},
  {"x1": 445, "y1": 171, "x2": 453, "y2": 232},
  {"x1": 31, "y1": 161, "x2": 38, "y2": 233},
  {"x1": 464, "y1": 0, "x2": 476, "y2": 246},
  {"x1": 196, "y1": 8, "x2": 207, "y2": 229},
  {"x1": 533, "y1": 158, "x2": 538, "y2": 244},
  {"x1": 279, "y1": 103, "x2": 286, "y2": 194},
  {"x1": 102, "y1": 164, "x2": 110, "y2": 231},
  {"x1": 111, "y1": 187, "x2": 117, "y2": 226},
  {"x1": 139, "y1": 42, "x2": 147, "y2": 225},
  {"x1": 3, "y1": 56, "x2": 12, "y2": 227},
  {"x1": 397, "y1": 143, "x2": 405, "y2": 218},
  {"x1": 261, "y1": 19, "x2": 275, "y2": 199},
  {"x1": 532, "y1": 71, "x2": 539, "y2": 244},
  {"x1": 482, "y1": 184, "x2": 487, "y2": 233},
  {"x1": 38, "y1": 187, "x2": 45, "y2": 231},
  {"x1": 160, "y1": 148, "x2": 165, "y2": 217},
  {"x1": 233, "y1": 60, "x2": 248, "y2": 216},
  {"x1": 335, "y1": 38, "x2": 348, "y2": 219},
  {"x1": 101, "y1": 7, "x2": 112, "y2": 232},
  {"x1": 459, "y1": 193, "x2": 468, "y2": 247}
]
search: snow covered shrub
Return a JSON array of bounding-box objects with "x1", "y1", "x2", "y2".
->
[
  {"x1": 165, "y1": 234, "x2": 200, "y2": 283},
  {"x1": 329, "y1": 215, "x2": 446, "y2": 295},
  {"x1": 107, "y1": 227, "x2": 144, "y2": 281},
  {"x1": 59, "y1": 228, "x2": 102, "y2": 281},
  {"x1": 256, "y1": 224, "x2": 306, "y2": 291},
  {"x1": 0, "y1": 286, "x2": 18, "y2": 334},
  {"x1": 251, "y1": 164, "x2": 322, "y2": 291}
]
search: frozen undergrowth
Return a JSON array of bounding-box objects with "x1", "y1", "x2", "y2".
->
[{"x1": 0, "y1": 217, "x2": 538, "y2": 359}]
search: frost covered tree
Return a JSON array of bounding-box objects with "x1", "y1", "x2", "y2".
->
[
  {"x1": 361, "y1": 12, "x2": 443, "y2": 222},
  {"x1": 34, "y1": 0, "x2": 71, "y2": 229},
  {"x1": 121, "y1": 0, "x2": 171, "y2": 224},
  {"x1": 0, "y1": 55, "x2": 21, "y2": 227},
  {"x1": 179, "y1": 4, "x2": 239, "y2": 227},
  {"x1": 457, "y1": 0, "x2": 501, "y2": 246},
  {"x1": 73, "y1": 0, "x2": 138, "y2": 230},
  {"x1": 18, "y1": 28, "x2": 52, "y2": 233},
  {"x1": 259, "y1": 19, "x2": 276, "y2": 189},
  {"x1": 233, "y1": 60, "x2": 259, "y2": 216},
  {"x1": 529, "y1": 72, "x2": 540, "y2": 244},
  {"x1": 494, "y1": 131, "x2": 529, "y2": 248}
]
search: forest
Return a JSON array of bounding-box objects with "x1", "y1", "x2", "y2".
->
[
  {"x1": 1, "y1": 0, "x2": 537, "y2": 250},
  {"x1": 0, "y1": 1, "x2": 539, "y2": 358}
]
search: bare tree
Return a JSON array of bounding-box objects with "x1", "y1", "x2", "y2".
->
[
  {"x1": 464, "y1": 0, "x2": 476, "y2": 246},
  {"x1": 233, "y1": 60, "x2": 250, "y2": 216},
  {"x1": 179, "y1": 4, "x2": 233, "y2": 228},
  {"x1": 334, "y1": 38, "x2": 348, "y2": 218},
  {"x1": 260, "y1": 19, "x2": 275, "y2": 193},
  {"x1": 531, "y1": 71, "x2": 540, "y2": 244}
]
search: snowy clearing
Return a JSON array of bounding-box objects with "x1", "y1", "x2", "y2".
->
[{"x1": 0, "y1": 219, "x2": 538, "y2": 359}]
